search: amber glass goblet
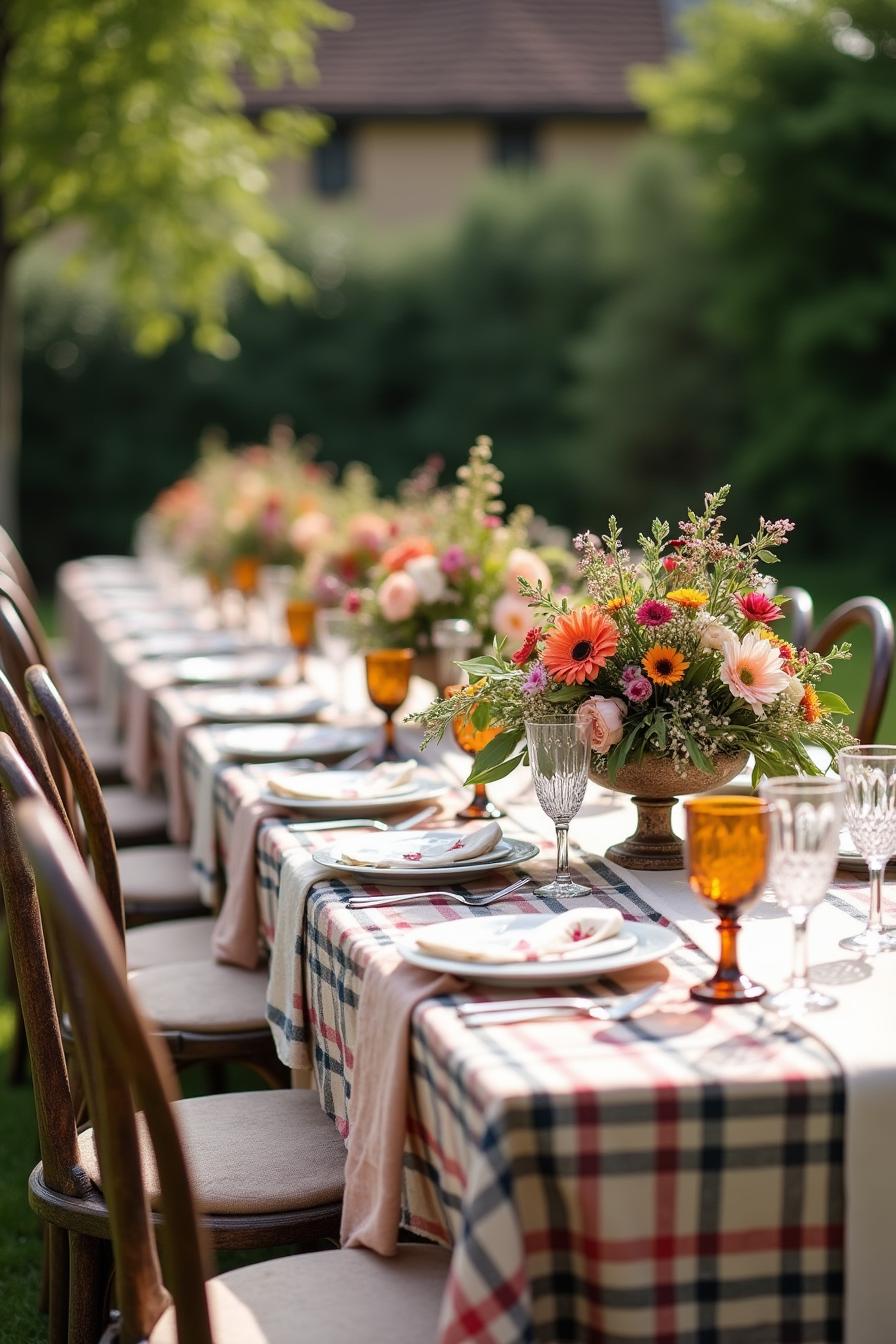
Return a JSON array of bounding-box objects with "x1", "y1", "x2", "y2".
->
[
  {"x1": 444, "y1": 683, "x2": 504, "y2": 821},
  {"x1": 685, "y1": 795, "x2": 771, "y2": 1005},
  {"x1": 365, "y1": 648, "x2": 414, "y2": 762},
  {"x1": 286, "y1": 599, "x2": 317, "y2": 682},
  {"x1": 231, "y1": 555, "x2": 261, "y2": 597}
]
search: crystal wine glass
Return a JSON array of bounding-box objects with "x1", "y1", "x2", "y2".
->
[
  {"x1": 685, "y1": 795, "x2": 771, "y2": 1004},
  {"x1": 445, "y1": 682, "x2": 504, "y2": 821},
  {"x1": 837, "y1": 745, "x2": 896, "y2": 954},
  {"x1": 259, "y1": 565, "x2": 296, "y2": 643},
  {"x1": 524, "y1": 717, "x2": 591, "y2": 898},
  {"x1": 365, "y1": 648, "x2": 414, "y2": 762},
  {"x1": 316, "y1": 608, "x2": 358, "y2": 715},
  {"x1": 759, "y1": 776, "x2": 844, "y2": 1013}
]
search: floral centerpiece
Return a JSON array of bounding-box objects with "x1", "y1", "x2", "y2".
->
[
  {"x1": 351, "y1": 436, "x2": 573, "y2": 667},
  {"x1": 411, "y1": 487, "x2": 855, "y2": 868}
]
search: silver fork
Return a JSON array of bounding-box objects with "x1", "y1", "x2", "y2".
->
[
  {"x1": 347, "y1": 875, "x2": 531, "y2": 910},
  {"x1": 287, "y1": 804, "x2": 439, "y2": 835},
  {"x1": 459, "y1": 983, "x2": 661, "y2": 1027}
]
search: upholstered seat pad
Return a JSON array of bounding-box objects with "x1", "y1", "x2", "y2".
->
[
  {"x1": 79, "y1": 729, "x2": 123, "y2": 781},
  {"x1": 103, "y1": 786, "x2": 169, "y2": 842},
  {"x1": 78, "y1": 1089, "x2": 346, "y2": 1215},
  {"x1": 150, "y1": 1246, "x2": 450, "y2": 1343},
  {"x1": 128, "y1": 960, "x2": 269, "y2": 1031},
  {"x1": 117, "y1": 844, "x2": 202, "y2": 907},
  {"x1": 126, "y1": 917, "x2": 214, "y2": 970}
]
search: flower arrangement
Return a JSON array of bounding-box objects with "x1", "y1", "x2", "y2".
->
[
  {"x1": 353, "y1": 435, "x2": 573, "y2": 655},
  {"x1": 411, "y1": 487, "x2": 855, "y2": 787}
]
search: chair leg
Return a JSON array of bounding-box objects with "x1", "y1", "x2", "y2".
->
[
  {"x1": 47, "y1": 1223, "x2": 69, "y2": 1344},
  {"x1": 68, "y1": 1232, "x2": 109, "y2": 1344}
]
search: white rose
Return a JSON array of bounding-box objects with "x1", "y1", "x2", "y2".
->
[
  {"x1": 405, "y1": 554, "x2": 447, "y2": 605},
  {"x1": 699, "y1": 618, "x2": 737, "y2": 653}
]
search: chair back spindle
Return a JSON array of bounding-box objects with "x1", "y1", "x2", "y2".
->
[{"x1": 812, "y1": 597, "x2": 894, "y2": 744}]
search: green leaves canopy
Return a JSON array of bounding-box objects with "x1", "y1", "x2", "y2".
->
[{"x1": 3, "y1": 0, "x2": 347, "y2": 352}]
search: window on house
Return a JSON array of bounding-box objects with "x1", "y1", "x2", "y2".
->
[
  {"x1": 313, "y1": 122, "x2": 354, "y2": 196},
  {"x1": 493, "y1": 119, "x2": 538, "y2": 169}
]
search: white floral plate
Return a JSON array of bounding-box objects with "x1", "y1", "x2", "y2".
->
[
  {"x1": 400, "y1": 915, "x2": 679, "y2": 986},
  {"x1": 256, "y1": 769, "x2": 446, "y2": 816},
  {"x1": 312, "y1": 835, "x2": 540, "y2": 883}
]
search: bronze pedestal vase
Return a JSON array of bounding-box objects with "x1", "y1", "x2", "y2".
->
[{"x1": 590, "y1": 750, "x2": 749, "y2": 871}]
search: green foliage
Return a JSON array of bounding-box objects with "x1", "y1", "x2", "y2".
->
[
  {"x1": 635, "y1": 0, "x2": 896, "y2": 547},
  {"x1": 5, "y1": 0, "x2": 347, "y2": 352}
]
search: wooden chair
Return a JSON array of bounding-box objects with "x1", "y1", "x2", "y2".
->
[
  {"x1": 16, "y1": 795, "x2": 449, "y2": 1344},
  {"x1": 0, "y1": 569, "x2": 98, "y2": 713},
  {"x1": 779, "y1": 586, "x2": 814, "y2": 650},
  {"x1": 0, "y1": 759, "x2": 351, "y2": 1344},
  {"x1": 0, "y1": 598, "x2": 170, "y2": 844},
  {"x1": 811, "y1": 596, "x2": 895, "y2": 744},
  {"x1": 19, "y1": 668, "x2": 286, "y2": 1081},
  {"x1": 0, "y1": 522, "x2": 41, "y2": 611},
  {"x1": 25, "y1": 666, "x2": 205, "y2": 931}
]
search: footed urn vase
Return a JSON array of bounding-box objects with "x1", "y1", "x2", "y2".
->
[{"x1": 590, "y1": 750, "x2": 749, "y2": 871}]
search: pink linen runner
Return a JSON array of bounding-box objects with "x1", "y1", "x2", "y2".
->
[
  {"x1": 212, "y1": 796, "x2": 292, "y2": 968},
  {"x1": 340, "y1": 955, "x2": 461, "y2": 1255}
]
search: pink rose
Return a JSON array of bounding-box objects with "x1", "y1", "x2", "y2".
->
[
  {"x1": 377, "y1": 570, "x2": 419, "y2": 623},
  {"x1": 491, "y1": 593, "x2": 532, "y2": 651},
  {"x1": 575, "y1": 695, "x2": 628, "y2": 753},
  {"x1": 505, "y1": 547, "x2": 551, "y2": 594},
  {"x1": 347, "y1": 512, "x2": 391, "y2": 554},
  {"x1": 289, "y1": 511, "x2": 332, "y2": 554}
]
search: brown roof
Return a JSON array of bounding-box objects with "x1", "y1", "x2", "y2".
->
[{"x1": 242, "y1": 0, "x2": 669, "y2": 117}]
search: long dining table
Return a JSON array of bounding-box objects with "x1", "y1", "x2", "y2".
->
[{"x1": 55, "y1": 556, "x2": 896, "y2": 1344}]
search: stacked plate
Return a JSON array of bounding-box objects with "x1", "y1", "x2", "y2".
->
[
  {"x1": 260, "y1": 763, "x2": 445, "y2": 815},
  {"x1": 215, "y1": 723, "x2": 372, "y2": 763},
  {"x1": 312, "y1": 821, "x2": 539, "y2": 883}
]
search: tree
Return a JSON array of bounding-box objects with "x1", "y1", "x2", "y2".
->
[
  {"x1": 0, "y1": 0, "x2": 346, "y2": 533},
  {"x1": 634, "y1": 0, "x2": 896, "y2": 547}
]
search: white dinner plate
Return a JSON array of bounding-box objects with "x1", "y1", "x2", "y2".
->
[
  {"x1": 312, "y1": 835, "x2": 540, "y2": 883},
  {"x1": 257, "y1": 768, "x2": 446, "y2": 816},
  {"x1": 180, "y1": 685, "x2": 327, "y2": 722},
  {"x1": 215, "y1": 723, "x2": 372, "y2": 762},
  {"x1": 836, "y1": 828, "x2": 896, "y2": 874},
  {"x1": 137, "y1": 631, "x2": 250, "y2": 660},
  {"x1": 400, "y1": 915, "x2": 680, "y2": 986},
  {"x1": 172, "y1": 650, "x2": 292, "y2": 685}
]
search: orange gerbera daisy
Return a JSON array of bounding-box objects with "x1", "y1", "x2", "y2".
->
[
  {"x1": 542, "y1": 606, "x2": 619, "y2": 685},
  {"x1": 666, "y1": 588, "x2": 709, "y2": 611},
  {"x1": 642, "y1": 645, "x2": 689, "y2": 686},
  {"x1": 801, "y1": 685, "x2": 823, "y2": 724},
  {"x1": 605, "y1": 595, "x2": 631, "y2": 613}
]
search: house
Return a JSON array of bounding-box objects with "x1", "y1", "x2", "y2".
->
[{"x1": 241, "y1": 0, "x2": 675, "y2": 225}]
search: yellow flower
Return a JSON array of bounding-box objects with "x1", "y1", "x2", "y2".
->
[
  {"x1": 605, "y1": 595, "x2": 631, "y2": 613},
  {"x1": 642, "y1": 645, "x2": 689, "y2": 686},
  {"x1": 666, "y1": 588, "x2": 708, "y2": 611}
]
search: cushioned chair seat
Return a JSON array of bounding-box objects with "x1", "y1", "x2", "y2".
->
[
  {"x1": 79, "y1": 727, "x2": 124, "y2": 784},
  {"x1": 103, "y1": 786, "x2": 170, "y2": 846},
  {"x1": 78, "y1": 1089, "x2": 346, "y2": 1215},
  {"x1": 117, "y1": 844, "x2": 203, "y2": 911},
  {"x1": 126, "y1": 916, "x2": 214, "y2": 970},
  {"x1": 150, "y1": 1246, "x2": 450, "y2": 1344},
  {"x1": 128, "y1": 960, "x2": 269, "y2": 1032}
]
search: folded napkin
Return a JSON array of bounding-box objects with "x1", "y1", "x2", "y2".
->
[
  {"x1": 335, "y1": 820, "x2": 502, "y2": 870},
  {"x1": 341, "y1": 955, "x2": 462, "y2": 1255},
  {"x1": 412, "y1": 908, "x2": 625, "y2": 964},
  {"x1": 267, "y1": 761, "x2": 417, "y2": 803},
  {"x1": 213, "y1": 796, "x2": 292, "y2": 968}
]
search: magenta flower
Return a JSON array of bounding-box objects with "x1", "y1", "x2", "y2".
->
[
  {"x1": 522, "y1": 662, "x2": 548, "y2": 695},
  {"x1": 440, "y1": 545, "x2": 468, "y2": 575},
  {"x1": 620, "y1": 662, "x2": 641, "y2": 684},
  {"x1": 636, "y1": 599, "x2": 674, "y2": 628},
  {"x1": 736, "y1": 591, "x2": 784, "y2": 623},
  {"x1": 624, "y1": 675, "x2": 653, "y2": 704}
]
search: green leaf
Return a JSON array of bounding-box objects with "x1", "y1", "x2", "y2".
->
[
  {"x1": 464, "y1": 729, "x2": 523, "y2": 784},
  {"x1": 816, "y1": 690, "x2": 852, "y2": 716},
  {"x1": 465, "y1": 752, "x2": 526, "y2": 786},
  {"x1": 606, "y1": 723, "x2": 640, "y2": 784},
  {"x1": 471, "y1": 701, "x2": 492, "y2": 731},
  {"x1": 682, "y1": 730, "x2": 712, "y2": 772}
]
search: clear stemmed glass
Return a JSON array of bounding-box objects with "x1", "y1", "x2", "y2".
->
[
  {"x1": 837, "y1": 745, "x2": 896, "y2": 954},
  {"x1": 524, "y1": 717, "x2": 591, "y2": 899},
  {"x1": 316, "y1": 608, "x2": 358, "y2": 715},
  {"x1": 759, "y1": 776, "x2": 845, "y2": 1013}
]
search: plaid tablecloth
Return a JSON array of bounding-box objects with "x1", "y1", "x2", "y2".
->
[{"x1": 57, "y1": 559, "x2": 896, "y2": 1343}]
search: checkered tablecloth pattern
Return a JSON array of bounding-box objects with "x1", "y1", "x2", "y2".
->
[{"x1": 57, "y1": 563, "x2": 867, "y2": 1343}]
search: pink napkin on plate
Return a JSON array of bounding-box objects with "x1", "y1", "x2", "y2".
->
[
  {"x1": 212, "y1": 796, "x2": 291, "y2": 968},
  {"x1": 340, "y1": 955, "x2": 461, "y2": 1254}
]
